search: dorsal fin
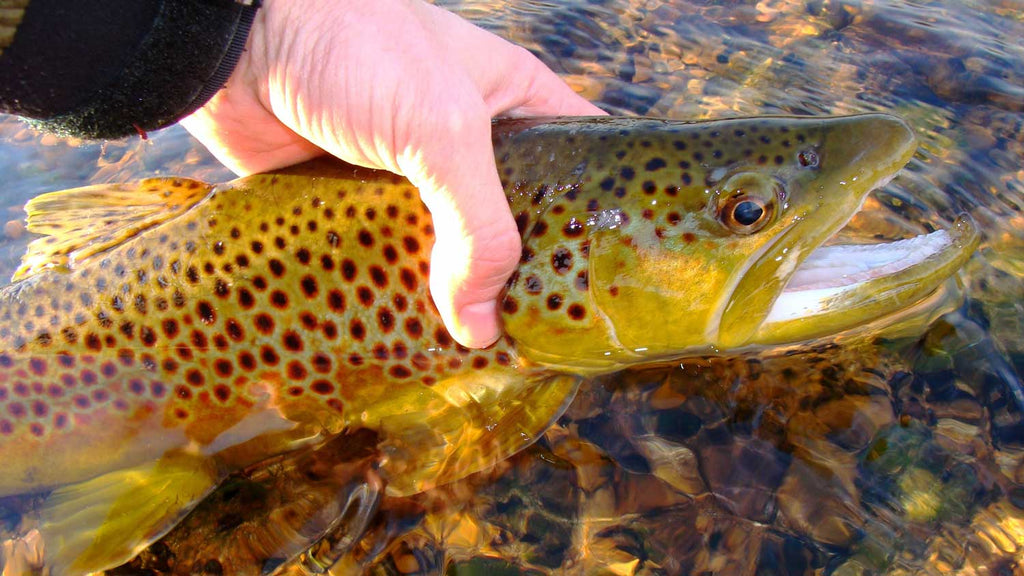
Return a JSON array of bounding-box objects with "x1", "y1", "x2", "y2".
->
[{"x1": 12, "y1": 177, "x2": 212, "y2": 281}]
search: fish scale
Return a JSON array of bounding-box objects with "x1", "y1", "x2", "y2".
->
[
  {"x1": 0, "y1": 114, "x2": 977, "y2": 575},
  {"x1": 0, "y1": 166, "x2": 524, "y2": 495}
]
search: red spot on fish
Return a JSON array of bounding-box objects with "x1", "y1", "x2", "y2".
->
[
  {"x1": 282, "y1": 331, "x2": 303, "y2": 352},
  {"x1": 311, "y1": 380, "x2": 334, "y2": 394},
  {"x1": 254, "y1": 314, "x2": 274, "y2": 335},
  {"x1": 213, "y1": 359, "x2": 233, "y2": 378},
  {"x1": 29, "y1": 358, "x2": 46, "y2": 376},
  {"x1": 311, "y1": 353, "x2": 331, "y2": 373},
  {"x1": 388, "y1": 365, "x2": 411, "y2": 379},
  {"x1": 404, "y1": 318, "x2": 423, "y2": 338},
  {"x1": 502, "y1": 297, "x2": 519, "y2": 314},
  {"x1": 213, "y1": 385, "x2": 231, "y2": 402},
  {"x1": 188, "y1": 331, "x2": 207, "y2": 351},
  {"x1": 400, "y1": 268, "x2": 418, "y2": 291},
  {"x1": 238, "y1": 351, "x2": 256, "y2": 371},
  {"x1": 226, "y1": 319, "x2": 244, "y2": 342},
  {"x1": 327, "y1": 290, "x2": 346, "y2": 313},
  {"x1": 299, "y1": 312, "x2": 317, "y2": 330},
  {"x1": 270, "y1": 290, "x2": 289, "y2": 309},
  {"x1": 260, "y1": 346, "x2": 279, "y2": 365},
  {"x1": 287, "y1": 361, "x2": 307, "y2": 380},
  {"x1": 186, "y1": 369, "x2": 205, "y2": 387}
]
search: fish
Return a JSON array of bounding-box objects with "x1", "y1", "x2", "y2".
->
[{"x1": 0, "y1": 114, "x2": 978, "y2": 574}]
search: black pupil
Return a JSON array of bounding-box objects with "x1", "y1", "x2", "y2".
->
[{"x1": 733, "y1": 200, "x2": 764, "y2": 226}]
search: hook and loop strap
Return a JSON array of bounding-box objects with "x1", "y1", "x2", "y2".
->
[{"x1": 0, "y1": 0, "x2": 262, "y2": 139}]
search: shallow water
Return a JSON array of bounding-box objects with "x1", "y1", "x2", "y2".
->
[{"x1": 1, "y1": 1, "x2": 1022, "y2": 574}]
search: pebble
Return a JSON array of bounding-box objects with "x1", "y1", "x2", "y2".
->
[{"x1": 3, "y1": 219, "x2": 24, "y2": 239}]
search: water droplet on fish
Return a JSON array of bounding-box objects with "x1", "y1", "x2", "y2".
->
[{"x1": 586, "y1": 209, "x2": 625, "y2": 231}]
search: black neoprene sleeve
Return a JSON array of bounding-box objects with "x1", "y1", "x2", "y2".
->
[{"x1": 0, "y1": 0, "x2": 260, "y2": 138}]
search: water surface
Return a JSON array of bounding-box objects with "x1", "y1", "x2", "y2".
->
[{"x1": 1, "y1": 1, "x2": 1021, "y2": 574}]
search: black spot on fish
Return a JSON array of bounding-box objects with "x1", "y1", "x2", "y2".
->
[
  {"x1": 552, "y1": 248, "x2": 573, "y2": 274},
  {"x1": 645, "y1": 158, "x2": 666, "y2": 171},
  {"x1": 546, "y1": 294, "x2": 563, "y2": 310}
]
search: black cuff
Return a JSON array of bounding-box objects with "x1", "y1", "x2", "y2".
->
[{"x1": 0, "y1": 0, "x2": 260, "y2": 139}]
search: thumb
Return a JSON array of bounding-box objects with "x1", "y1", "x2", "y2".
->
[{"x1": 399, "y1": 110, "x2": 521, "y2": 349}]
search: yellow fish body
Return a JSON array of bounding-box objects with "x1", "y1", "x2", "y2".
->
[{"x1": 0, "y1": 115, "x2": 977, "y2": 573}]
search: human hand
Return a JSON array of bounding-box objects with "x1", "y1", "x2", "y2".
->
[{"x1": 181, "y1": 0, "x2": 605, "y2": 348}]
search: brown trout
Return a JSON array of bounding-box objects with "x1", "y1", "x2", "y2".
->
[{"x1": 0, "y1": 115, "x2": 977, "y2": 574}]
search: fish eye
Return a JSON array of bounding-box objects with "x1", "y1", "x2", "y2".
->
[
  {"x1": 720, "y1": 194, "x2": 773, "y2": 234},
  {"x1": 715, "y1": 172, "x2": 778, "y2": 234}
]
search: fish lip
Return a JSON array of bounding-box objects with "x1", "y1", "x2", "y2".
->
[
  {"x1": 755, "y1": 213, "x2": 980, "y2": 342},
  {"x1": 779, "y1": 229, "x2": 953, "y2": 294}
]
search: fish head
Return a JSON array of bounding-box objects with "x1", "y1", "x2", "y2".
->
[{"x1": 499, "y1": 114, "x2": 977, "y2": 373}]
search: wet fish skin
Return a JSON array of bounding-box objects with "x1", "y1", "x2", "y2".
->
[
  {"x1": 0, "y1": 164, "x2": 540, "y2": 497},
  {"x1": 0, "y1": 114, "x2": 975, "y2": 574},
  {"x1": 496, "y1": 115, "x2": 967, "y2": 370},
  {"x1": 0, "y1": 158, "x2": 582, "y2": 574},
  {"x1": 0, "y1": 114, "x2": 959, "y2": 494}
]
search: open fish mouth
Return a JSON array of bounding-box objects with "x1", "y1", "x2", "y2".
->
[{"x1": 761, "y1": 214, "x2": 979, "y2": 335}]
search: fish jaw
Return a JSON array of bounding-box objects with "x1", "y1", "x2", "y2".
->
[
  {"x1": 754, "y1": 215, "x2": 979, "y2": 344},
  {"x1": 713, "y1": 113, "x2": 920, "y2": 348}
]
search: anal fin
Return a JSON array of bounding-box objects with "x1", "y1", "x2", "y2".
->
[{"x1": 38, "y1": 450, "x2": 219, "y2": 575}]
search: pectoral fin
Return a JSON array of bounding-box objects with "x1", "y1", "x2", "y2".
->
[
  {"x1": 38, "y1": 450, "x2": 220, "y2": 574},
  {"x1": 374, "y1": 369, "x2": 582, "y2": 496}
]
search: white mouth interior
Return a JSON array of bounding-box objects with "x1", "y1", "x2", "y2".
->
[{"x1": 764, "y1": 229, "x2": 952, "y2": 323}]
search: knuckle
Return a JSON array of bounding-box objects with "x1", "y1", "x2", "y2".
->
[{"x1": 466, "y1": 226, "x2": 522, "y2": 285}]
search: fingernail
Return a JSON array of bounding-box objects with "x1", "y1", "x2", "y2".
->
[{"x1": 458, "y1": 300, "x2": 500, "y2": 348}]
